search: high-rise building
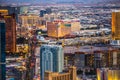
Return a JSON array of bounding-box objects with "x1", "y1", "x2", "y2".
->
[
  {"x1": 40, "y1": 45, "x2": 64, "y2": 80},
  {"x1": 4, "y1": 15, "x2": 16, "y2": 52},
  {"x1": 0, "y1": 14, "x2": 16, "y2": 52},
  {"x1": 47, "y1": 20, "x2": 71, "y2": 38},
  {"x1": 0, "y1": 20, "x2": 6, "y2": 80},
  {"x1": 97, "y1": 68, "x2": 120, "y2": 80},
  {"x1": 47, "y1": 19, "x2": 80, "y2": 38},
  {"x1": 40, "y1": 8, "x2": 52, "y2": 17},
  {"x1": 0, "y1": 6, "x2": 20, "y2": 22},
  {"x1": 75, "y1": 53, "x2": 85, "y2": 68},
  {"x1": 112, "y1": 11, "x2": 120, "y2": 40},
  {"x1": 0, "y1": 9, "x2": 8, "y2": 16},
  {"x1": 40, "y1": 10, "x2": 46, "y2": 17},
  {"x1": 72, "y1": 46, "x2": 120, "y2": 69},
  {"x1": 46, "y1": 8, "x2": 52, "y2": 14},
  {"x1": 18, "y1": 15, "x2": 45, "y2": 28},
  {"x1": 71, "y1": 20, "x2": 81, "y2": 32}
]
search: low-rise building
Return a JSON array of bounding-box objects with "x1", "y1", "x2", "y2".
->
[{"x1": 44, "y1": 66, "x2": 77, "y2": 80}]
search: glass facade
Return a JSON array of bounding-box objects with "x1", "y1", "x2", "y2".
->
[
  {"x1": 40, "y1": 45, "x2": 64, "y2": 80},
  {"x1": 0, "y1": 21, "x2": 6, "y2": 80},
  {"x1": 112, "y1": 12, "x2": 120, "y2": 40}
]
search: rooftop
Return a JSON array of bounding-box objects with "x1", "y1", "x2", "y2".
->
[{"x1": 64, "y1": 45, "x2": 119, "y2": 54}]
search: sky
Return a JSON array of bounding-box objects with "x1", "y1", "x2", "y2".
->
[{"x1": 0, "y1": 0, "x2": 120, "y2": 4}]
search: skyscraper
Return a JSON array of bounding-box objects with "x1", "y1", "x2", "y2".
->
[
  {"x1": 40, "y1": 45, "x2": 64, "y2": 80},
  {"x1": 18, "y1": 15, "x2": 44, "y2": 28},
  {"x1": 0, "y1": 9, "x2": 8, "y2": 16},
  {"x1": 0, "y1": 6, "x2": 20, "y2": 22},
  {"x1": 4, "y1": 14, "x2": 16, "y2": 52},
  {"x1": 0, "y1": 14, "x2": 16, "y2": 52},
  {"x1": 97, "y1": 68, "x2": 120, "y2": 80},
  {"x1": 46, "y1": 8, "x2": 52, "y2": 14},
  {"x1": 40, "y1": 10, "x2": 46, "y2": 17},
  {"x1": 112, "y1": 11, "x2": 120, "y2": 40},
  {"x1": 40, "y1": 8, "x2": 52, "y2": 17},
  {"x1": 0, "y1": 20, "x2": 6, "y2": 80}
]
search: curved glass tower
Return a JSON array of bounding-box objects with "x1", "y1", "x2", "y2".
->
[{"x1": 40, "y1": 45, "x2": 64, "y2": 80}]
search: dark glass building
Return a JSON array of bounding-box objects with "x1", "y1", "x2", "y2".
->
[
  {"x1": 46, "y1": 8, "x2": 52, "y2": 14},
  {"x1": 0, "y1": 20, "x2": 6, "y2": 80},
  {"x1": 40, "y1": 8, "x2": 52, "y2": 17},
  {"x1": 40, "y1": 10, "x2": 46, "y2": 17}
]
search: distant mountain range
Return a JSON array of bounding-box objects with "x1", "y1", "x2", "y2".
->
[{"x1": 0, "y1": 0, "x2": 120, "y2": 4}]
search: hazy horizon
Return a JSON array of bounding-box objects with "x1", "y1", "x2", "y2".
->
[{"x1": 0, "y1": 0, "x2": 120, "y2": 4}]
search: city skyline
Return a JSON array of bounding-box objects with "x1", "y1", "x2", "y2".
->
[{"x1": 1, "y1": 1, "x2": 120, "y2": 80}]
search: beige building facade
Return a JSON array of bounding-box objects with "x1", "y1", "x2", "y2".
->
[{"x1": 44, "y1": 66, "x2": 77, "y2": 80}]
